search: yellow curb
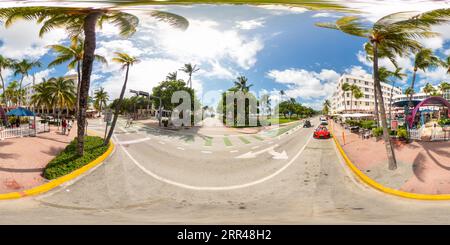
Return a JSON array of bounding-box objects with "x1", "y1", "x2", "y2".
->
[
  {"x1": 330, "y1": 123, "x2": 450, "y2": 200},
  {"x1": 0, "y1": 133, "x2": 115, "y2": 200}
]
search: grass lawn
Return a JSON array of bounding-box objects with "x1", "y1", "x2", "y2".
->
[
  {"x1": 44, "y1": 136, "x2": 110, "y2": 180},
  {"x1": 266, "y1": 117, "x2": 300, "y2": 125}
]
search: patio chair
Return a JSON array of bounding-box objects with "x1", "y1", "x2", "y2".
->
[{"x1": 362, "y1": 129, "x2": 372, "y2": 139}]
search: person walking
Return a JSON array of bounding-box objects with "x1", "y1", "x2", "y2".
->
[{"x1": 61, "y1": 118, "x2": 67, "y2": 135}]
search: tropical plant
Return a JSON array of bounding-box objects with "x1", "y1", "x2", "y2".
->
[
  {"x1": 166, "y1": 71, "x2": 178, "y2": 81},
  {"x1": 438, "y1": 82, "x2": 450, "y2": 95},
  {"x1": 349, "y1": 84, "x2": 362, "y2": 112},
  {"x1": 93, "y1": 87, "x2": 109, "y2": 117},
  {"x1": 378, "y1": 67, "x2": 406, "y2": 119},
  {"x1": 13, "y1": 59, "x2": 41, "y2": 106},
  {"x1": 4, "y1": 80, "x2": 20, "y2": 107},
  {"x1": 323, "y1": 99, "x2": 331, "y2": 115},
  {"x1": 179, "y1": 63, "x2": 199, "y2": 89},
  {"x1": 423, "y1": 82, "x2": 436, "y2": 96},
  {"x1": 31, "y1": 78, "x2": 52, "y2": 117},
  {"x1": 341, "y1": 82, "x2": 350, "y2": 113},
  {"x1": 408, "y1": 48, "x2": 442, "y2": 105},
  {"x1": 105, "y1": 52, "x2": 139, "y2": 145},
  {"x1": 47, "y1": 77, "x2": 76, "y2": 121},
  {"x1": 0, "y1": 55, "x2": 14, "y2": 105},
  {"x1": 316, "y1": 9, "x2": 450, "y2": 170},
  {"x1": 405, "y1": 87, "x2": 414, "y2": 97},
  {"x1": 232, "y1": 76, "x2": 253, "y2": 93},
  {"x1": 0, "y1": 6, "x2": 189, "y2": 156},
  {"x1": 48, "y1": 38, "x2": 107, "y2": 116}
]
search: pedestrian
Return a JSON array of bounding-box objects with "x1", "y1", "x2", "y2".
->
[
  {"x1": 62, "y1": 118, "x2": 67, "y2": 135},
  {"x1": 67, "y1": 120, "x2": 72, "y2": 135}
]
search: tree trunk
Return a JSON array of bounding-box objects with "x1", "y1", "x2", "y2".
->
[
  {"x1": 350, "y1": 92, "x2": 353, "y2": 112},
  {"x1": 104, "y1": 64, "x2": 130, "y2": 145},
  {"x1": 77, "y1": 12, "x2": 100, "y2": 156},
  {"x1": 76, "y1": 60, "x2": 82, "y2": 118},
  {"x1": 389, "y1": 82, "x2": 395, "y2": 121},
  {"x1": 408, "y1": 68, "x2": 417, "y2": 109},
  {"x1": 373, "y1": 42, "x2": 397, "y2": 170},
  {"x1": 18, "y1": 76, "x2": 24, "y2": 107},
  {"x1": 373, "y1": 79, "x2": 380, "y2": 126},
  {"x1": 0, "y1": 68, "x2": 6, "y2": 105},
  {"x1": 342, "y1": 92, "x2": 347, "y2": 113}
]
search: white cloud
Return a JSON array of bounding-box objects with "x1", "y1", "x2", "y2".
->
[
  {"x1": 266, "y1": 68, "x2": 339, "y2": 99},
  {"x1": 417, "y1": 66, "x2": 450, "y2": 85},
  {"x1": 256, "y1": 5, "x2": 308, "y2": 15},
  {"x1": 344, "y1": 66, "x2": 372, "y2": 79},
  {"x1": 0, "y1": 20, "x2": 66, "y2": 60},
  {"x1": 22, "y1": 68, "x2": 55, "y2": 86},
  {"x1": 312, "y1": 12, "x2": 341, "y2": 18},
  {"x1": 235, "y1": 18, "x2": 266, "y2": 30}
]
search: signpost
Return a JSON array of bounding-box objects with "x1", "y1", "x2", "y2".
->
[{"x1": 104, "y1": 109, "x2": 113, "y2": 140}]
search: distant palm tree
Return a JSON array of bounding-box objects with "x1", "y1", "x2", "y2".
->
[
  {"x1": 166, "y1": 71, "x2": 178, "y2": 81},
  {"x1": 443, "y1": 56, "x2": 450, "y2": 75},
  {"x1": 423, "y1": 83, "x2": 436, "y2": 96},
  {"x1": 47, "y1": 77, "x2": 76, "y2": 123},
  {"x1": 378, "y1": 67, "x2": 406, "y2": 119},
  {"x1": 233, "y1": 76, "x2": 253, "y2": 93},
  {"x1": 341, "y1": 82, "x2": 350, "y2": 113},
  {"x1": 94, "y1": 87, "x2": 109, "y2": 117},
  {"x1": 409, "y1": 48, "x2": 442, "y2": 106},
  {"x1": 323, "y1": 99, "x2": 331, "y2": 115},
  {"x1": 438, "y1": 82, "x2": 450, "y2": 95},
  {"x1": 179, "y1": 63, "x2": 199, "y2": 89},
  {"x1": 4, "y1": 80, "x2": 20, "y2": 107},
  {"x1": 13, "y1": 59, "x2": 41, "y2": 106},
  {"x1": 0, "y1": 55, "x2": 14, "y2": 105},
  {"x1": 105, "y1": 52, "x2": 140, "y2": 145},
  {"x1": 316, "y1": 9, "x2": 450, "y2": 170},
  {"x1": 349, "y1": 84, "x2": 361, "y2": 112},
  {"x1": 48, "y1": 38, "x2": 107, "y2": 116},
  {"x1": 405, "y1": 87, "x2": 414, "y2": 98},
  {"x1": 31, "y1": 78, "x2": 52, "y2": 117}
]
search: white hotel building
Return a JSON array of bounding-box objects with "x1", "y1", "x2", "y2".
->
[{"x1": 330, "y1": 74, "x2": 403, "y2": 115}]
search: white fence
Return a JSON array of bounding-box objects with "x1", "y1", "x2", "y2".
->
[
  {"x1": 408, "y1": 127, "x2": 423, "y2": 140},
  {"x1": 0, "y1": 123, "x2": 49, "y2": 140},
  {"x1": 431, "y1": 131, "x2": 450, "y2": 141}
]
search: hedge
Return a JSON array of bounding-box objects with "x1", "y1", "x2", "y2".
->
[{"x1": 44, "y1": 136, "x2": 109, "y2": 180}]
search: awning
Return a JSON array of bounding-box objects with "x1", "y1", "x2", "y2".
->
[{"x1": 6, "y1": 107, "x2": 35, "y2": 117}]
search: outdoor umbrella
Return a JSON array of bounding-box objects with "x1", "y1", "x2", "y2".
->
[{"x1": 6, "y1": 107, "x2": 35, "y2": 117}]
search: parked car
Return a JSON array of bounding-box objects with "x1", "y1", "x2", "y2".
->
[{"x1": 313, "y1": 125, "x2": 331, "y2": 139}]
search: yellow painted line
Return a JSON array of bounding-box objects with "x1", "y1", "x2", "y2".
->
[
  {"x1": 0, "y1": 132, "x2": 115, "y2": 200},
  {"x1": 330, "y1": 123, "x2": 450, "y2": 200}
]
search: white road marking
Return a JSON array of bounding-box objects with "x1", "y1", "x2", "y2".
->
[
  {"x1": 201, "y1": 151, "x2": 212, "y2": 154},
  {"x1": 230, "y1": 150, "x2": 239, "y2": 153},
  {"x1": 159, "y1": 141, "x2": 166, "y2": 145},
  {"x1": 177, "y1": 147, "x2": 185, "y2": 151},
  {"x1": 236, "y1": 144, "x2": 279, "y2": 159},
  {"x1": 115, "y1": 134, "x2": 313, "y2": 191},
  {"x1": 116, "y1": 137, "x2": 151, "y2": 145},
  {"x1": 251, "y1": 145, "x2": 260, "y2": 150}
]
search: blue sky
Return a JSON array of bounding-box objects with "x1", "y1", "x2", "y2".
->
[{"x1": 0, "y1": 1, "x2": 449, "y2": 109}]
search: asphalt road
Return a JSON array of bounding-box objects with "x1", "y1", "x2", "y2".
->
[{"x1": 1, "y1": 117, "x2": 450, "y2": 224}]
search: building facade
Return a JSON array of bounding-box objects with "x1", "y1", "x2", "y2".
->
[{"x1": 330, "y1": 74, "x2": 403, "y2": 114}]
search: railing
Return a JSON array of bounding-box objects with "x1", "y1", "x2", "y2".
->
[
  {"x1": 408, "y1": 127, "x2": 422, "y2": 140},
  {"x1": 431, "y1": 130, "x2": 450, "y2": 141},
  {"x1": 0, "y1": 122, "x2": 49, "y2": 140}
]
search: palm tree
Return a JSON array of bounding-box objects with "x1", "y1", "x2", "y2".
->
[
  {"x1": 316, "y1": 9, "x2": 450, "y2": 170},
  {"x1": 48, "y1": 38, "x2": 107, "y2": 117},
  {"x1": 341, "y1": 82, "x2": 350, "y2": 113},
  {"x1": 438, "y1": 82, "x2": 450, "y2": 95},
  {"x1": 166, "y1": 71, "x2": 178, "y2": 81},
  {"x1": 47, "y1": 77, "x2": 76, "y2": 124},
  {"x1": 31, "y1": 78, "x2": 52, "y2": 118},
  {"x1": 233, "y1": 76, "x2": 253, "y2": 93},
  {"x1": 105, "y1": 52, "x2": 139, "y2": 145},
  {"x1": 378, "y1": 67, "x2": 406, "y2": 120},
  {"x1": 423, "y1": 83, "x2": 436, "y2": 96},
  {"x1": 349, "y1": 84, "x2": 361, "y2": 112},
  {"x1": 4, "y1": 80, "x2": 20, "y2": 107},
  {"x1": 94, "y1": 87, "x2": 109, "y2": 117},
  {"x1": 323, "y1": 99, "x2": 331, "y2": 115},
  {"x1": 408, "y1": 48, "x2": 442, "y2": 106},
  {"x1": 0, "y1": 6, "x2": 189, "y2": 156},
  {"x1": 13, "y1": 59, "x2": 41, "y2": 106},
  {"x1": 405, "y1": 87, "x2": 414, "y2": 98},
  {"x1": 443, "y1": 56, "x2": 450, "y2": 75},
  {"x1": 179, "y1": 63, "x2": 199, "y2": 89},
  {"x1": 0, "y1": 55, "x2": 14, "y2": 105},
  {"x1": 353, "y1": 89, "x2": 364, "y2": 111}
]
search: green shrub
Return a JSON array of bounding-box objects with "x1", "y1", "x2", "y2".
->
[
  {"x1": 438, "y1": 118, "x2": 450, "y2": 126},
  {"x1": 44, "y1": 136, "x2": 109, "y2": 180},
  {"x1": 360, "y1": 120, "x2": 376, "y2": 129},
  {"x1": 397, "y1": 128, "x2": 408, "y2": 139},
  {"x1": 345, "y1": 119, "x2": 361, "y2": 127},
  {"x1": 372, "y1": 127, "x2": 384, "y2": 137}
]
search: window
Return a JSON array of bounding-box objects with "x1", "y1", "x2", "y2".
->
[
  {"x1": 365, "y1": 81, "x2": 369, "y2": 85},
  {"x1": 365, "y1": 102, "x2": 369, "y2": 106},
  {"x1": 365, "y1": 95, "x2": 369, "y2": 99},
  {"x1": 365, "y1": 88, "x2": 369, "y2": 92},
  {"x1": 347, "y1": 101, "x2": 350, "y2": 105}
]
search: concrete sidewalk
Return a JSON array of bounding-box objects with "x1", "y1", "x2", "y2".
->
[
  {"x1": 331, "y1": 121, "x2": 450, "y2": 195},
  {"x1": 0, "y1": 125, "x2": 76, "y2": 194}
]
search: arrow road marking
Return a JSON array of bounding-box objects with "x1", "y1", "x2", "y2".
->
[{"x1": 235, "y1": 144, "x2": 288, "y2": 160}]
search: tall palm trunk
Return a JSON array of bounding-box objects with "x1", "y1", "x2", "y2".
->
[
  {"x1": 408, "y1": 67, "x2": 418, "y2": 108},
  {"x1": 389, "y1": 81, "x2": 395, "y2": 121},
  {"x1": 77, "y1": 12, "x2": 100, "y2": 156},
  {"x1": 105, "y1": 64, "x2": 130, "y2": 145},
  {"x1": 373, "y1": 77, "x2": 380, "y2": 126},
  {"x1": 350, "y1": 91, "x2": 353, "y2": 112},
  {"x1": 0, "y1": 68, "x2": 6, "y2": 105},
  {"x1": 76, "y1": 60, "x2": 81, "y2": 118},
  {"x1": 342, "y1": 92, "x2": 347, "y2": 113},
  {"x1": 373, "y1": 41, "x2": 397, "y2": 170},
  {"x1": 18, "y1": 75, "x2": 24, "y2": 107}
]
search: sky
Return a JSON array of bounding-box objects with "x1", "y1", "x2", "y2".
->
[{"x1": 0, "y1": 0, "x2": 449, "y2": 110}]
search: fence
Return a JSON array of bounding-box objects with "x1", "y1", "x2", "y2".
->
[
  {"x1": 431, "y1": 131, "x2": 450, "y2": 141},
  {"x1": 408, "y1": 127, "x2": 422, "y2": 140},
  {"x1": 0, "y1": 122, "x2": 49, "y2": 140}
]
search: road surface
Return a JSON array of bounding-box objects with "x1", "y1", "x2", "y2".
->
[{"x1": 1, "y1": 117, "x2": 450, "y2": 224}]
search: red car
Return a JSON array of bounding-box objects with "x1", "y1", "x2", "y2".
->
[{"x1": 313, "y1": 125, "x2": 331, "y2": 139}]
